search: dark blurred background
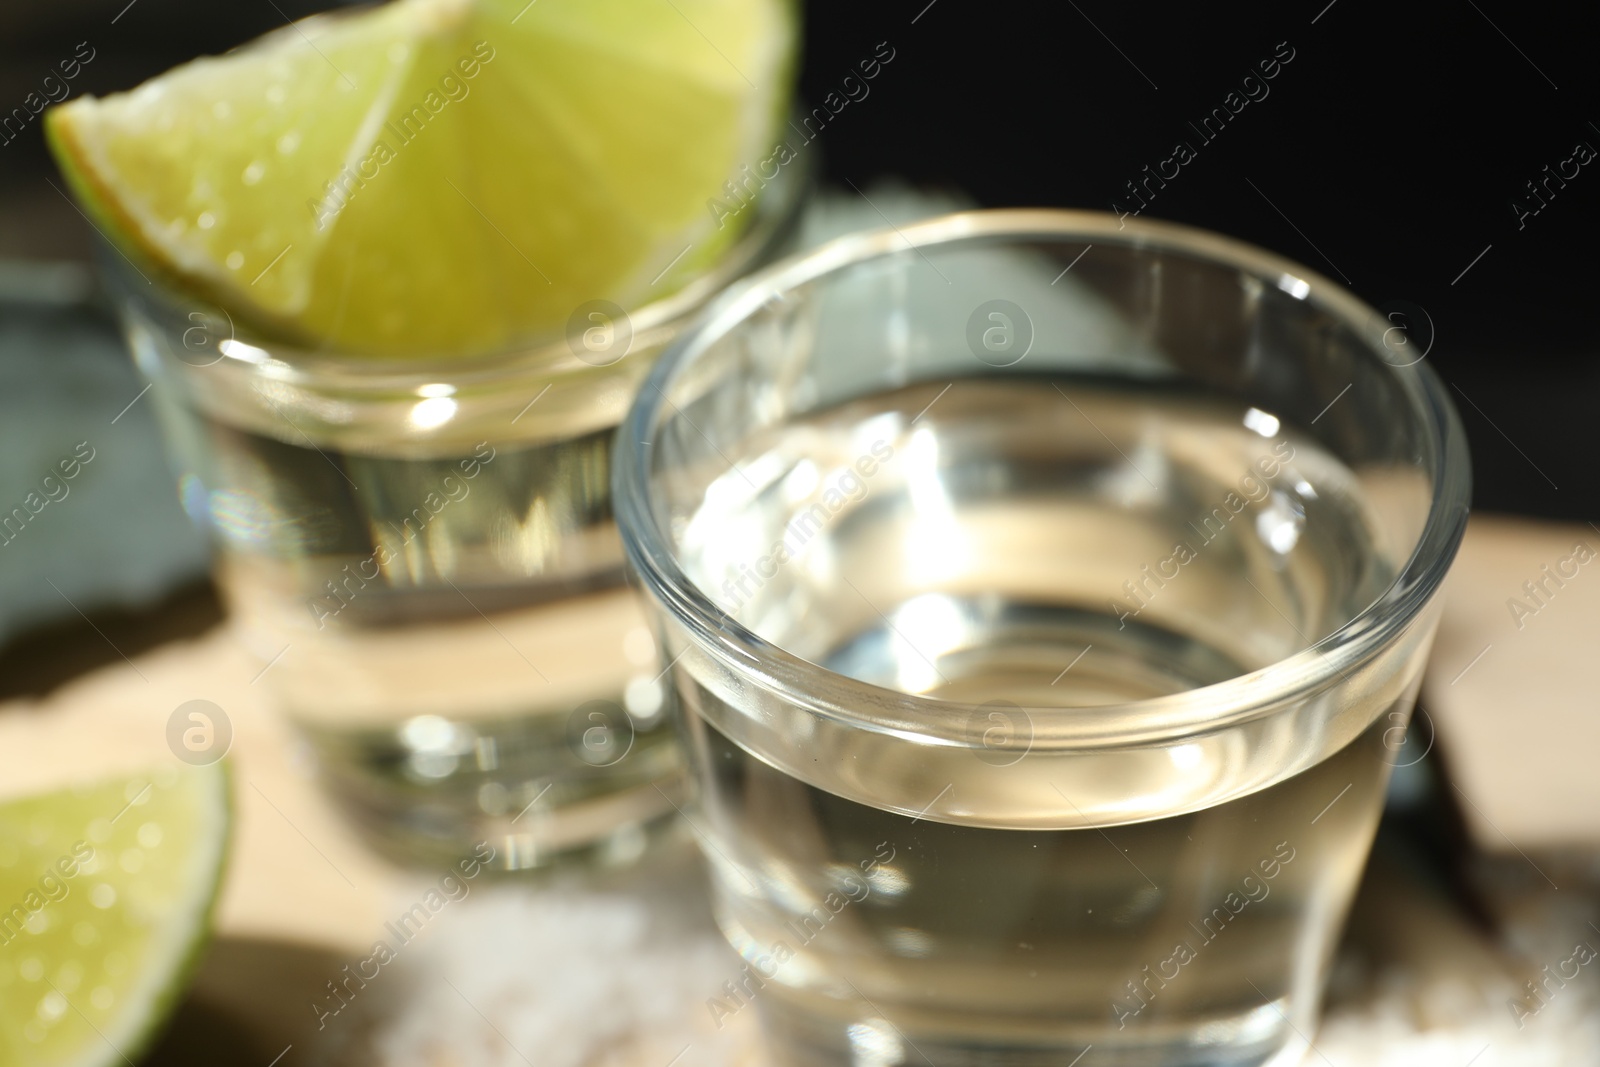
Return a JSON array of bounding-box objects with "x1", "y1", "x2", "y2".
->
[{"x1": 1, "y1": 0, "x2": 1596, "y2": 522}]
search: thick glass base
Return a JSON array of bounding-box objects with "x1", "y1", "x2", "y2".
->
[
  {"x1": 300, "y1": 705, "x2": 688, "y2": 873},
  {"x1": 756, "y1": 989, "x2": 1312, "y2": 1067}
]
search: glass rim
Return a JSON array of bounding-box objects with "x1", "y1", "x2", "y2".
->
[
  {"x1": 614, "y1": 208, "x2": 1473, "y2": 745},
  {"x1": 99, "y1": 151, "x2": 812, "y2": 392}
]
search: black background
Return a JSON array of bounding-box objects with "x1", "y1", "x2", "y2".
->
[{"x1": 2, "y1": 0, "x2": 1596, "y2": 520}]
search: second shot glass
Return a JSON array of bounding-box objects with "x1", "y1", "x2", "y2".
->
[{"x1": 105, "y1": 160, "x2": 807, "y2": 872}]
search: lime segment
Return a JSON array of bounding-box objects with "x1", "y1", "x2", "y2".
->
[
  {"x1": 0, "y1": 764, "x2": 230, "y2": 1067},
  {"x1": 46, "y1": 0, "x2": 795, "y2": 356}
]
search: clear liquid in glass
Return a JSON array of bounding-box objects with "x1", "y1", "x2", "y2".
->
[
  {"x1": 169, "y1": 412, "x2": 684, "y2": 870},
  {"x1": 673, "y1": 376, "x2": 1405, "y2": 1066}
]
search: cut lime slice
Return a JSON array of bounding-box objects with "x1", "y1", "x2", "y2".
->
[
  {"x1": 0, "y1": 764, "x2": 230, "y2": 1067},
  {"x1": 46, "y1": 0, "x2": 796, "y2": 356}
]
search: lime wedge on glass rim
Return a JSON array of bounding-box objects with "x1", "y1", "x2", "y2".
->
[
  {"x1": 0, "y1": 765, "x2": 230, "y2": 1067},
  {"x1": 45, "y1": 0, "x2": 797, "y2": 356}
]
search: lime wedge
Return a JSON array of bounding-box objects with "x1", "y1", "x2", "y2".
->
[
  {"x1": 46, "y1": 0, "x2": 796, "y2": 355},
  {"x1": 0, "y1": 764, "x2": 230, "y2": 1067}
]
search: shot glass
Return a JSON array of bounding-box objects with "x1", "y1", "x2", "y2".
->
[
  {"x1": 102, "y1": 164, "x2": 805, "y2": 872},
  {"x1": 614, "y1": 210, "x2": 1469, "y2": 1066}
]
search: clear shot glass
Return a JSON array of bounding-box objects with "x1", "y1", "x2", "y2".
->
[
  {"x1": 100, "y1": 165, "x2": 806, "y2": 872},
  {"x1": 614, "y1": 210, "x2": 1470, "y2": 1066}
]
